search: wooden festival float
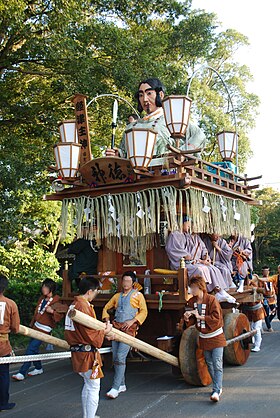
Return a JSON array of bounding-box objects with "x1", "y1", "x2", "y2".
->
[{"x1": 46, "y1": 76, "x2": 262, "y2": 386}]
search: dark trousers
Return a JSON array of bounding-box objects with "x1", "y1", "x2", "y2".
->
[
  {"x1": 19, "y1": 338, "x2": 43, "y2": 376},
  {"x1": 0, "y1": 356, "x2": 10, "y2": 408},
  {"x1": 264, "y1": 303, "x2": 276, "y2": 329},
  {"x1": 277, "y1": 296, "x2": 280, "y2": 320}
]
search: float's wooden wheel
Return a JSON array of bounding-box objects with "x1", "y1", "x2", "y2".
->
[
  {"x1": 179, "y1": 326, "x2": 212, "y2": 386},
  {"x1": 223, "y1": 312, "x2": 251, "y2": 366}
]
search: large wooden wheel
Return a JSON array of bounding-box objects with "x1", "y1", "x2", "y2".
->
[
  {"x1": 223, "y1": 312, "x2": 251, "y2": 366},
  {"x1": 179, "y1": 326, "x2": 212, "y2": 386}
]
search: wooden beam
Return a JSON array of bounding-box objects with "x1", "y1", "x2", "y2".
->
[
  {"x1": 72, "y1": 93, "x2": 92, "y2": 165},
  {"x1": 69, "y1": 309, "x2": 179, "y2": 367},
  {"x1": 19, "y1": 325, "x2": 69, "y2": 350}
]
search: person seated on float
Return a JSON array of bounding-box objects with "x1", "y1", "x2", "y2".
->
[
  {"x1": 201, "y1": 233, "x2": 236, "y2": 289},
  {"x1": 127, "y1": 113, "x2": 139, "y2": 124},
  {"x1": 165, "y1": 215, "x2": 235, "y2": 302},
  {"x1": 228, "y1": 230, "x2": 253, "y2": 293},
  {"x1": 105, "y1": 77, "x2": 206, "y2": 159}
]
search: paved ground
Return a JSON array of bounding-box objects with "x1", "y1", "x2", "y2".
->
[{"x1": 5, "y1": 320, "x2": 280, "y2": 418}]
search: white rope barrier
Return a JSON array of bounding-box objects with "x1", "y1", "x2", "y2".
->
[{"x1": 0, "y1": 347, "x2": 112, "y2": 364}]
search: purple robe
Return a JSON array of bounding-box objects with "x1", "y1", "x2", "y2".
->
[
  {"x1": 165, "y1": 231, "x2": 228, "y2": 291},
  {"x1": 202, "y1": 236, "x2": 234, "y2": 288},
  {"x1": 231, "y1": 236, "x2": 253, "y2": 279}
]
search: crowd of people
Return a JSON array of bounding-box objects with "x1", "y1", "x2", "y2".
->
[
  {"x1": 0, "y1": 77, "x2": 279, "y2": 416},
  {"x1": 0, "y1": 254, "x2": 280, "y2": 415},
  {"x1": 0, "y1": 272, "x2": 147, "y2": 417}
]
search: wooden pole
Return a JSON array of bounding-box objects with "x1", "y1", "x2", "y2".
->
[
  {"x1": 226, "y1": 329, "x2": 257, "y2": 346},
  {"x1": 178, "y1": 268, "x2": 188, "y2": 303},
  {"x1": 212, "y1": 247, "x2": 216, "y2": 265},
  {"x1": 68, "y1": 309, "x2": 179, "y2": 367},
  {"x1": 72, "y1": 93, "x2": 92, "y2": 165},
  {"x1": 18, "y1": 325, "x2": 70, "y2": 350}
]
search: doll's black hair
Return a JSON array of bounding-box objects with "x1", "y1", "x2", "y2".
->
[{"x1": 135, "y1": 78, "x2": 165, "y2": 113}]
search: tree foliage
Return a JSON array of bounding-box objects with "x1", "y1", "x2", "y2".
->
[
  {"x1": 252, "y1": 188, "x2": 280, "y2": 271},
  {"x1": 0, "y1": 1, "x2": 260, "y2": 277},
  {"x1": 0, "y1": 242, "x2": 61, "y2": 323}
]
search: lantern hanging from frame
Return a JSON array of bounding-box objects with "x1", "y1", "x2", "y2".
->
[
  {"x1": 53, "y1": 142, "x2": 81, "y2": 179},
  {"x1": 162, "y1": 95, "x2": 192, "y2": 140},
  {"x1": 217, "y1": 131, "x2": 238, "y2": 161},
  {"x1": 58, "y1": 120, "x2": 79, "y2": 143},
  {"x1": 125, "y1": 127, "x2": 157, "y2": 170}
]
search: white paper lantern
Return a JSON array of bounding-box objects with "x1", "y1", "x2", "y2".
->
[
  {"x1": 125, "y1": 128, "x2": 157, "y2": 169},
  {"x1": 53, "y1": 143, "x2": 81, "y2": 179},
  {"x1": 217, "y1": 131, "x2": 238, "y2": 161},
  {"x1": 58, "y1": 120, "x2": 78, "y2": 143},
  {"x1": 162, "y1": 95, "x2": 192, "y2": 138}
]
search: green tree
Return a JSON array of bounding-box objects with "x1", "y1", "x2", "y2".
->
[
  {"x1": 0, "y1": 1, "x2": 259, "y2": 261},
  {"x1": 252, "y1": 188, "x2": 280, "y2": 271},
  {"x1": 0, "y1": 243, "x2": 61, "y2": 323}
]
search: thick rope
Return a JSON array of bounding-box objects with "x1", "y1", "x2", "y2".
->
[{"x1": 0, "y1": 347, "x2": 112, "y2": 364}]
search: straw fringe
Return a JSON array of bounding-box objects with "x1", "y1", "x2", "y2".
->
[{"x1": 60, "y1": 186, "x2": 251, "y2": 255}]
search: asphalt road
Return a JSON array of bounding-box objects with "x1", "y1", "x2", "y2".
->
[{"x1": 5, "y1": 320, "x2": 280, "y2": 418}]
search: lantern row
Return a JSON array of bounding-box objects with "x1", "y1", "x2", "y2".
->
[{"x1": 53, "y1": 96, "x2": 238, "y2": 180}]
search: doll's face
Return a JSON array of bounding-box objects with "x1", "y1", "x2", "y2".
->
[{"x1": 138, "y1": 83, "x2": 163, "y2": 114}]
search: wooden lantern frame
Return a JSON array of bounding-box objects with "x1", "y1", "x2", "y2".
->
[
  {"x1": 125, "y1": 127, "x2": 157, "y2": 170},
  {"x1": 58, "y1": 120, "x2": 78, "y2": 143},
  {"x1": 53, "y1": 142, "x2": 81, "y2": 179},
  {"x1": 217, "y1": 130, "x2": 238, "y2": 162},
  {"x1": 162, "y1": 95, "x2": 192, "y2": 138}
]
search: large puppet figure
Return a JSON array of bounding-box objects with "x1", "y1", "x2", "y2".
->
[{"x1": 105, "y1": 78, "x2": 207, "y2": 158}]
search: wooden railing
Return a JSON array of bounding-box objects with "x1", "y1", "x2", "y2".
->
[
  {"x1": 145, "y1": 153, "x2": 262, "y2": 198},
  {"x1": 62, "y1": 268, "x2": 188, "y2": 305}
]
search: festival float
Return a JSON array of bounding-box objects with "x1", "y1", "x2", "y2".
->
[{"x1": 46, "y1": 67, "x2": 263, "y2": 386}]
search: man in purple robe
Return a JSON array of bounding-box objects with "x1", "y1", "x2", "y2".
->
[
  {"x1": 165, "y1": 217, "x2": 231, "y2": 295},
  {"x1": 202, "y1": 234, "x2": 235, "y2": 289}
]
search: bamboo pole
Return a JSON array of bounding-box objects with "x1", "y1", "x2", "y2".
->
[
  {"x1": 226, "y1": 329, "x2": 257, "y2": 346},
  {"x1": 68, "y1": 309, "x2": 179, "y2": 368},
  {"x1": 18, "y1": 325, "x2": 70, "y2": 350},
  {"x1": 212, "y1": 247, "x2": 216, "y2": 265}
]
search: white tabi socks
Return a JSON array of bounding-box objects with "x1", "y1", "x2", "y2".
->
[
  {"x1": 237, "y1": 279, "x2": 244, "y2": 293},
  {"x1": 215, "y1": 289, "x2": 236, "y2": 304}
]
